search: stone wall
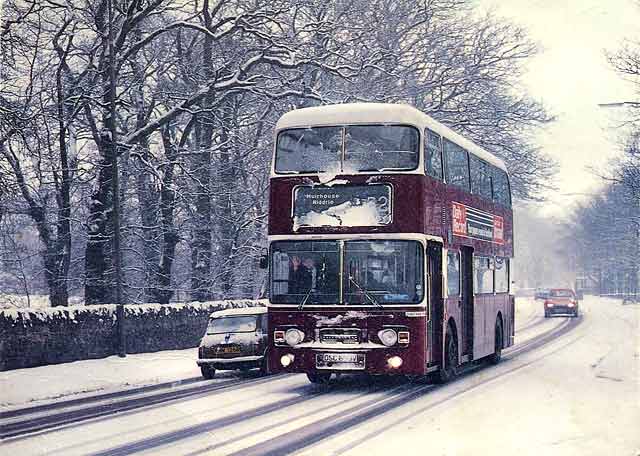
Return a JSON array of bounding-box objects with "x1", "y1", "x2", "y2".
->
[{"x1": 0, "y1": 300, "x2": 264, "y2": 371}]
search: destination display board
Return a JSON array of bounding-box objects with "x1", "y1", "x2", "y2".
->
[
  {"x1": 452, "y1": 201, "x2": 504, "y2": 244},
  {"x1": 293, "y1": 185, "x2": 392, "y2": 228}
]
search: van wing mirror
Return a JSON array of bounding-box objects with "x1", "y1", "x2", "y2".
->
[{"x1": 259, "y1": 253, "x2": 268, "y2": 269}]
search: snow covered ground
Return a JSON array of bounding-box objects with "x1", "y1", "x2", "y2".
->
[
  {"x1": 323, "y1": 296, "x2": 640, "y2": 456},
  {"x1": 1, "y1": 296, "x2": 638, "y2": 456},
  {"x1": 0, "y1": 348, "x2": 201, "y2": 408}
]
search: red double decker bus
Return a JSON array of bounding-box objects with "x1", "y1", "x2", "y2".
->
[{"x1": 265, "y1": 103, "x2": 514, "y2": 383}]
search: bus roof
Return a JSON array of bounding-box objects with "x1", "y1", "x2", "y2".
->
[{"x1": 275, "y1": 103, "x2": 507, "y2": 172}]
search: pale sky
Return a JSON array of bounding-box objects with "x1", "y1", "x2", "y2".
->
[{"x1": 476, "y1": 0, "x2": 640, "y2": 215}]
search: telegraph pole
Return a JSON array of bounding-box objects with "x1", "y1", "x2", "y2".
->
[{"x1": 108, "y1": 0, "x2": 125, "y2": 357}]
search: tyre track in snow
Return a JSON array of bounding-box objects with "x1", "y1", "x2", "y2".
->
[
  {"x1": 1, "y1": 312, "x2": 579, "y2": 450},
  {"x1": 229, "y1": 315, "x2": 583, "y2": 456},
  {"x1": 0, "y1": 373, "x2": 286, "y2": 440},
  {"x1": 90, "y1": 315, "x2": 582, "y2": 456},
  {"x1": 0, "y1": 376, "x2": 204, "y2": 420},
  {"x1": 515, "y1": 300, "x2": 540, "y2": 332},
  {"x1": 516, "y1": 313, "x2": 546, "y2": 333},
  {"x1": 179, "y1": 382, "x2": 410, "y2": 456},
  {"x1": 506, "y1": 314, "x2": 581, "y2": 358},
  {"x1": 325, "y1": 319, "x2": 586, "y2": 456},
  {"x1": 88, "y1": 378, "x2": 411, "y2": 456}
]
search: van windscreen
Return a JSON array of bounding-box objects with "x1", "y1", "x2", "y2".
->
[{"x1": 207, "y1": 316, "x2": 257, "y2": 334}]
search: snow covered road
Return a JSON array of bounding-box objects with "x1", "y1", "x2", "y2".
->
[{"x1": 1, "y1": 296, "x2": 638, "y2": 455}]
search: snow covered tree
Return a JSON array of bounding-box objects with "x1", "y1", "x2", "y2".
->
[
  {"x1": 0, "y1": 3, "x2": 78, "y2": 306},
  {"x1": 1, "y1": 0, "x2": 557, "y2": 305}
]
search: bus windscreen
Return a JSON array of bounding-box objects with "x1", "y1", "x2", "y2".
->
[
  {"x1": 270, "y1": 241, "x2": 340, "y2": 304},
  {"x1": 344, "y1": 240, "x2": 423, "y2": 305},
  {"x1": 270, "y1": 240, "x2": 423, "y2": 305},
  {"x1": 275, "y1": 125, "x2": 419, "y2": 173}
]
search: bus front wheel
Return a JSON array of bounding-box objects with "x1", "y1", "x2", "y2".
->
[{"x1": 435, "y1": 324, "x2": 458, "y2": 384}]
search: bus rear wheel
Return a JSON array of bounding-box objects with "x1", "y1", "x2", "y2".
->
[
  {"x1": 307, "y1": 371, "x2": 331, "y2": 384},
  {"x1": 489, "y1": 318, "x2": 503, "y2": 365},
  {"x1": 435, "y1": 324, "x2": 458, "y2": 384}
]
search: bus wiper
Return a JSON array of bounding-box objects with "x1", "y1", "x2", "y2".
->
[
  {"x1": 298, "y1": 287, "x2": 314, "y2": 310},
  {"x1": 348, "y1": 276, "x2": 382, "y2": 308}
]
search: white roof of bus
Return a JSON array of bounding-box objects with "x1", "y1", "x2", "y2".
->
[{"x1": 275, "y1": 103, "x2": 507, "y2": 172}]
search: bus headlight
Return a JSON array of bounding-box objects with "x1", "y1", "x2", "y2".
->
[
  {"x1": 378, "y1": 329, "x2": 398, "y2": 347},
  {"x1": 285, "y1": 329, "x2": 305, "y2": 346},
  {"x1": 387, "y1": 356, "x2": 403, "y2": 369},
  {"x1": 280, "y1": 354, "x2": 295, "y2": 367}
]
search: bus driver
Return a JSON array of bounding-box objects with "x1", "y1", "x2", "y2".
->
[{"x1": 289, "y1": 256, "x2": 316, "y2": 294}]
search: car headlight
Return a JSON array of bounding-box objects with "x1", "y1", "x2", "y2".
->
[
  {"x1": 378, "y1": 329, "x2": 398, "y2": 347},
  {"x1": 285, "y1": 328, "x2": 305, "y2": 346}
]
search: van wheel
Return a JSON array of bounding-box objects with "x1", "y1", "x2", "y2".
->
[
  {"x1": 307, "y1": 372, "x2": 331, "y2": 384},
  {"x1": 435, "y1": 324, "x2": 458, "y2": 384},
  {"x1": 489, "y1": 319, "x2": 503, "y2": 365},
  {"x1": 201, "y1": 365, "x2": 215, "y2": 380},
  {"x1": 259, "y1": 352, "x2": 270, "y2": 376}
]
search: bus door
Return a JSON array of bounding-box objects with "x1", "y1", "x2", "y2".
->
[
  {"x1": 460, "y1": 246, "x2": 474, "y2": 357},
  {"x1": 426, "y1": 241, "x2": 443, "y2": 365}
]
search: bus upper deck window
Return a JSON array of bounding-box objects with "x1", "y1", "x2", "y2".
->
[
  {"x1": 443, "y1": 140, "x2": 470, "y2": 191},
  {"x1": 470, "y1": 156, "x2": 493, "y2": 200},
  {"x1": 275, "y1": 127, "x2": 342, "y2": 173},
  {"x1": 425, "y1": 129, "x2": 443, "y2": 180},
  {"x1": 492, "y1": 169, "x2": 511, "y2": 207},
  {"x1": 344, "y1": 125, "x2": 419, "y2": 171}
]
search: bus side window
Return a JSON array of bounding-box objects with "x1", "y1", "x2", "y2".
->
[
  {"x1": 470, "y1": 155, "x2": 493, "y2": 200},
  {"x1": 443, "y1": 139, "x2": 470, "y2": 191},
  {"x1": 492, "y1": 168, "x2": 511, "y2": 207},
  {"x1": 425, "y1": 129, "x2": 443, "y2": 180},
  {"x1": 271, "y1": 251, "x2": 290, "y2": 295},
  {"x1": 494, "y1": 257, "x2": 509, "y2": 293},
  {"x1": 473, "y1": 256, "x2": 494, "y2": 294},
  {"x1": 447, "y1": 251, "x2": 460, "y2": 297}
]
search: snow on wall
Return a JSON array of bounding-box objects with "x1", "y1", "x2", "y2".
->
[{"x1": 0, "y1": 299, "x2": 265, "y2": 371}]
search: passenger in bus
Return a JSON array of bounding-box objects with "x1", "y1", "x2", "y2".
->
[
  {"x1": 289, "y1": 256, "x2": 315, "y2": 294},
  {"x1": 303, "y1": 258, "x2": 317, "y2": 291},
  {"x1": 366, "y1": 264, "x2": 395, "y2": 291},
  {"x1": 366, "y1": 271, "x2": 381, "y2": 290},
  {"x1": 381, "y1": 268, "x2": 396, "y2": 289}
]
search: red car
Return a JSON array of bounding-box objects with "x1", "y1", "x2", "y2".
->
[{"x1": 544, "y1": 289, "x2": 579, "y2": 318}]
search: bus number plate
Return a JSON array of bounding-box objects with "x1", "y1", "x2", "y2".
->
[{"x1": 316, "y1": 353, "x2": 365, "y2": 370}]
